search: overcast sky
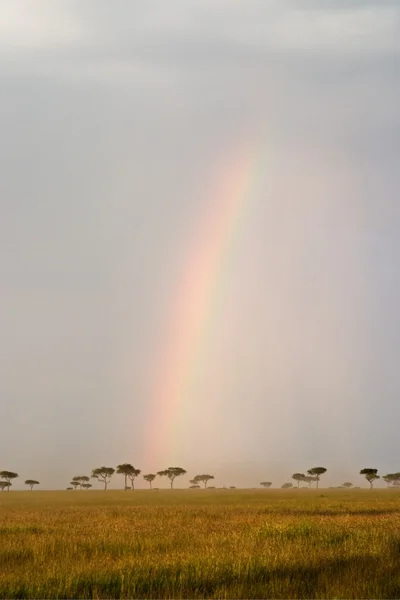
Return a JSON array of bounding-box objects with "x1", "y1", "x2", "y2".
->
[{"x1": 1, "y1": 1, "x2": 399, "y2": 489}]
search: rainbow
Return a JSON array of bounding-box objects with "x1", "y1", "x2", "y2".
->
[{"x1": 145, "y1": 143, "x2": 259, "y2": 467}]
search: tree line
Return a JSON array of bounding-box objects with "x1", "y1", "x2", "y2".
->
[{"x1": 1, "y1": 466, "x2": 399, "y2": 491}]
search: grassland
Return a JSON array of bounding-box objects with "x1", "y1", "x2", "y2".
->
[{"x1": 1, "y1": 488, "x2": 400, "y2": 599}]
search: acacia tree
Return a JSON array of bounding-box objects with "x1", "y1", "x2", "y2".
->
[
  {"x1": 281, "y1": 482, "x2": 293, "y2": 489},
  {"x1": 116, "y1": 464, "x2": 141, "y2": 490},
  {"x1": 72, "y1": 476, "x2": 90, "y2": 489},
  {"x1": 192, "y1": 474, "x2": 214, "y2": 488},
  {"x1": 260, "y1": 482, "x2": 272, "y2": 488},
  {"x1": 0, "y1": 482, "x2": 10, "y2": 491},
  {"x1": 360, "y1": 468, "x2": 380, "y2": 489},
  {"x1": 143, "y1": 474, "x2": 156, "y2": 490},
  {"x1": 307, "y1": 467, "x2": 327, "y2": 489},
  {"x1": 342, "y1": 482, "x2": 353, "y2": 488},
  {"x1": 82, "y1": 483, "x2": 92, "y2": 489},
  {"x1": 25, "y1": 480, "x2": 39, "y2": 491},
  {"x1": 70, "y1": 481, "x2": 80, "y2": 489},
  {"x1": 292, "y1": 473, "x2": 305, "y2": 488},
  {"x1": 157, "y1": 467, "x2": 186, "y2": 489},
  {"x1": 0, "y1": 471, "x2": 18, "y2": 492},
  {"x1": 91, "y1": 467, "x2": 115, "y2": 490}
]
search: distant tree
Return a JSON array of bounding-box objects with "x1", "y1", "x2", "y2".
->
[
  {"x1": 229, "y1": 486, "x2": 236, "y2": 489},
  {"x1": 157, "y1": 467, "x2": 187, "y2": 489},
  {"x1": 66, "y1": 487, "x2": 73, "y2": 490},
  {"x1": 91, "y1": 467, "x2": 115, "y2": 490},
  {"x1": 192, "y1": 474, "x2": 214, "y2": 488},
  {"x1": 72, "y1": 476, "x2": 90, "y2": 489},
  {"x1": 0, "y1": 482, "x2": 11, "y2": 491},
  {"x1": 70, "y1": 481, "x2": 80, "y2": 489},
  {"x1": 143, "y1": 474, "x2": 156, "y2": 490},
  {"x1": 82, "y1": 483, "x2": 92, "y2": 489},
  {"x1": 281, "y1": 482, "x2": 293, "y2": 489},
  {"x1": 25, "y1": 480, "x2": 39, "y2": 491},
  {"x1": 342, "y1": 482, "x2": 353, "y2": 488},
  {"x1": 189, "y1": 484, "x2": 201, "y2": 489},
  {"x1": 127, "y1": 468, "x2": 141, "y2": 490},
  {"x1": 303, "y1": 476, "x2": 313, "y2": 489},
  {"x1": 360, "y1": 468, "x2": 380, "y2": 489},
  {"x1": 307, "y1": 467, "x2": 327, "y2": 489},
  {"x1": 382, "y1": 474, "x2": 400, "y2": 488},
  {"x1": 0, "y1": 471, "x2": 18, "y2": 492},
  {"x1": 292, "y1": 473, "x2": 305, "y2": 488},
  {"x1": 260, "y1": 482, "x2": 272, "y2": 488},
  {"x1": 116, "y1": 464, "x2": 141, "y2": 490}
]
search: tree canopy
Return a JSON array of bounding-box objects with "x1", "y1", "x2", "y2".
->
[
  {"x1": 25, "y1": 480, "x2": 39, "y2": 491},
  {"x1": 157, "y1": 467, "x2": 187, "y2": 489},
  {"x1": 307, "y1": 467, "x2": 327, "y2": 489},
  {"x1": 360, "y1": 468, "x2": 380, "y2": 489},
  {"x1": 91, "y1": 467, "x2": 115, "y2": 490},
  {"x1": 143, "y1": 474, "x2": 156, "y2": 489}
]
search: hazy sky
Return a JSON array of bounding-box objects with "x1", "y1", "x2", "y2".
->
[{"x1": 1, "y1": 1, "x2": 400, "y2": 489}]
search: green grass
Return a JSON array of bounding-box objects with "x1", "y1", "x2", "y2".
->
[{"x1": 1, "y1": 489, "x2": 400, "y2": 598}]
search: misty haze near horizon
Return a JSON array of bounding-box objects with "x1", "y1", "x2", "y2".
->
[{"x1": 1, "y1": 1, "x2": 400, "y2": 489}]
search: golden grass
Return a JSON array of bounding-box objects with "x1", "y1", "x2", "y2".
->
[{"x1": 1, "y1": 489, "x2": 400, "y2": 598}]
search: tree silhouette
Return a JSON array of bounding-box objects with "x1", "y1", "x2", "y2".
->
[
  {"x1": 189, "y1": 484, "x2": 201, "y2": 489},
  {"x1": 91, "y1": 467, "x2": 115, "y2": 490},
  {"x1": 116, "y1": 464, "x2": 141, "y2": 490},
  {"x1": 260, "y1": 482, "x2": 272, "y2": 488},
  {"x1": 157, "y1": 467, "x2": 186, "y2": 489},
  {"x1": 70, "y1": 481, "x2": 80, "y2": 489},
  {"x1": 82, "y1": 483, "x2": 92, "y2": 489},
  {"x1": 25, "y1": 480, "x2": 39, "y2": 491},
  {"x1": 0, "y1": 471, "x2": 18, "y2": 492},
  {"x1": 0, "y1": 482, "x2": 10, "y2": 491},
  {"x1": 292, "y1": 473, "x2": 305, "y2": 488},
  {"x1": 360, "y1": 468, "x2": 380, "y2": 489},
  {"x1": 72, "y1": 476, "x2": 90, "y2": 489},
  {"x1": 143, "y1": 474, "x2": 156, "y2": 490},
  {"x1": 281, "y1": 482, "x2": 293, "y2": 489},
  {"x1": 192, "y1": 474, "x2": 214, "y2": 488},
  {"x1": 307, "y1": 467, "x2": 327, "y2": 489},
  {"x1": 342, "y1": 482, "x2": 353, "y2": 488}
]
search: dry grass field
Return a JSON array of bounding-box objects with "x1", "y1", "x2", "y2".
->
[{"x1": 1, "y1": 488, "x2": 400, "y2": 598}]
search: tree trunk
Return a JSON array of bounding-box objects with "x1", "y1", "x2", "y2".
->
[
  {"x1": 124, "y1": 474, "x2": 127, "y2": 490},
  {"x1": 316, "y1": 478, "x2": 319, "y2": 489},
  {"x1": 104, "y1": 480, "x2": 107, "y2": 490},
  {"x1": 149, "y1": 481, "x2": 152, "y2": 490},
  {"x1": 204, "y1": 481, "x2": 207, "y2": 488},
  {"x1": 170, "y1": 479, "x2": 173, "y2": 489}
]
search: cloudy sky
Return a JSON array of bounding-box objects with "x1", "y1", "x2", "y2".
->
[{"x1": 1, "y1": 1, "x2": 399, "y2": 489}]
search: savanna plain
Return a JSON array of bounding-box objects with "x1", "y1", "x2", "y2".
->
[{"x1": 1, "y1": 489, "x2": 400, "y2": 599}]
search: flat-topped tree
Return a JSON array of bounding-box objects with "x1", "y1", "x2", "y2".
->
[
  {"x1": 260, "y1": 482, "x2": 272, "y2": 488},
  {"x1": 25, "y1": 480, "x2": 39, "y2": 491},
  {"x1": 91, "y1": 467, "x2": 115, "y2": 490},
  {"x1": 157, "y1": 467, "x2": 186, "y2": 489},
  {"x1": 360, "y1": 468, "x2": 380, "y2": 489},
  {"x1": 281, "y1": 482, "x2": 293, "y2": 489},
  {"x1": 307, "y1": 467, "x2": 327, "y2": 489},
  {"x1": 143, "y1": 474, "x2": 156, "y2": 490},
  {"x1": 0, "y1": 471, "x2": 18, "y2": 492},
  {"x1": 0, "y1": 482, "x2": 11, "y2": 491},
  {"x1": 193, "y1": 474, "x2": 214, "y2": 488},
  {"x1": 292, "y1": 473, "x2": 305, "y2": 488},
  {"x1": 82, "y1": 483, "x2": 92, "y2": 489},
  {"x1": 342, "y1": 482, "x2": 353, "y2": 488},
  {"x1": 72, "y1": 476, "x2": 90, "y2": 489},
  {"x1": 117, "y1": 464, "x2": 137, "y2": 490},
  {"x1": 382, "y1": 474, "x2": 399, "y2": 488},
  {"x1": 70, "y1": 481, "x2": 80, "y2": 489}
]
